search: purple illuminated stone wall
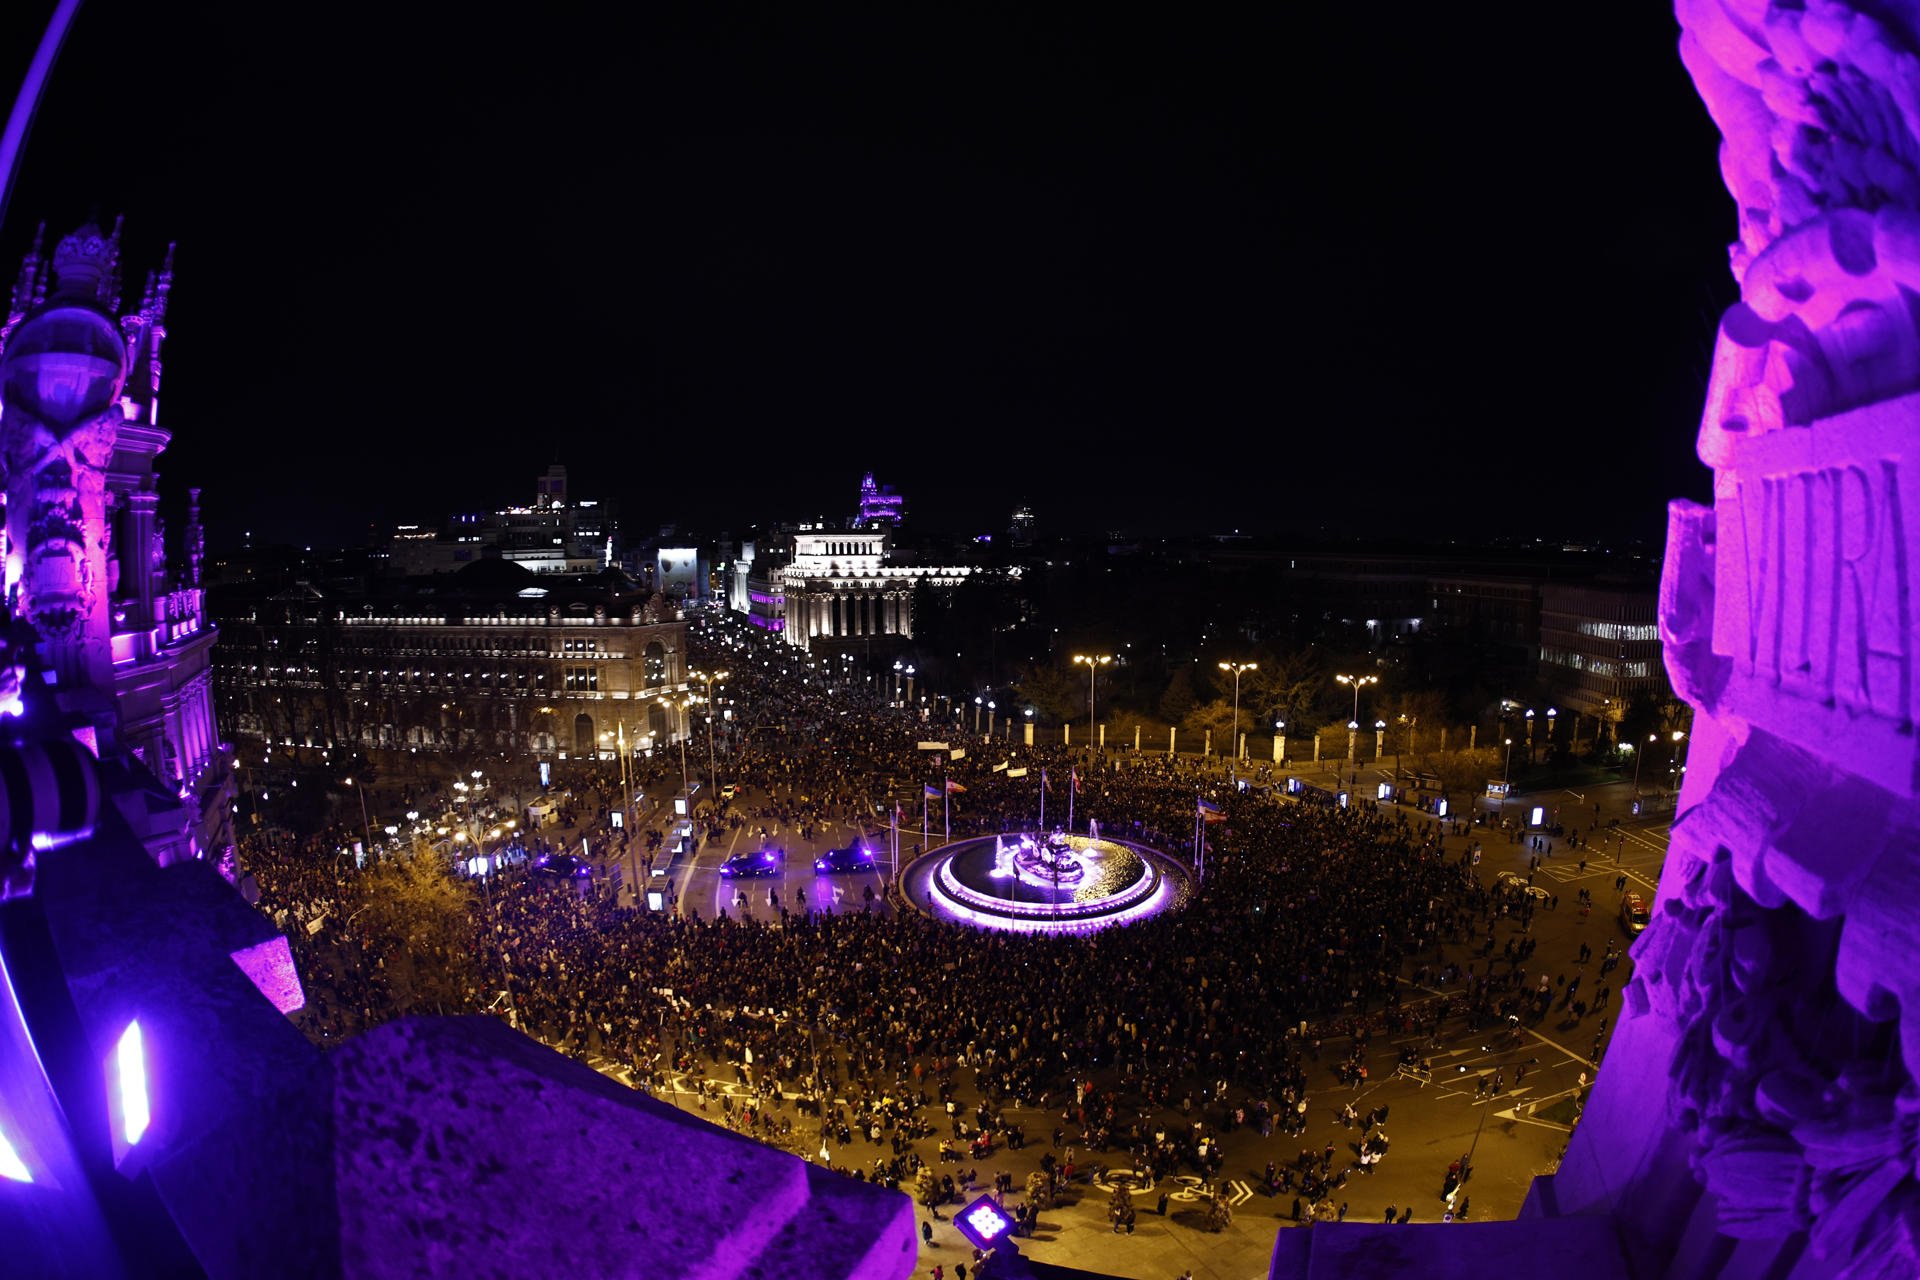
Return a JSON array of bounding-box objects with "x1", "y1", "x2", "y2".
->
[{"x1": 1537, "y1": 4, "x2": 1920, "y2": 1276}]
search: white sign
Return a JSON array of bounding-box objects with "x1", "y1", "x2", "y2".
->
[{"x1": 917, "y1": 741, "x2": 951, "y2": 752}]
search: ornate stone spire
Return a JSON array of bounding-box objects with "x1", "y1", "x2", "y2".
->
[
  {"x1": 103, "y1": 215, "x2": 123, "y2": 315},
  {"x1": 0, "y1": 222, "x2": 46, "y2": 363},
  {"x1": 7, "y1": 221, "x2": 44, "y2": 319},
  {"x1": 186, "y1": 488, "x2": 204, "y2": 589},
  {"x1": 49, "y1": 220, "x2": 114, "y2": 305}
]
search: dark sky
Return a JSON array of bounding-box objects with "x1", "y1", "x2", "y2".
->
[{"x1": 0, "y1": 3, "x2": 1731, "y2": 551}]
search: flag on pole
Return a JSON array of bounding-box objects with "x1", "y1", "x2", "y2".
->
[
  {"x1": 924, "y1": 783, "x2": 941, "y2": 798},
  {"x1": 1198, "y1": 796, "x2": 1227, "y2": 823},
  {"x1": 1070, "y1": 767, "x2": 1082, "y2": 795},
  {"x1": 1041, "y1": 768, "x2": 1051, "y2": 793},
  {"x1": 946, "y1": 780, "x2": 967, "y2": 794}
]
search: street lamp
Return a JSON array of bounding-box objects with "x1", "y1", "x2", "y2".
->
[
  {"x1": 974, "y1": 696, "x2": 983, "y2": 735},
  {"x1": 1632, "y1": 733, "x2": 1655, "y2": 794},
  {"x1": 1074, "y1": 654, "x2": 1114, "y2": 751},
  {"x1": 1217, "y1": 660, "x2": 1256, "y2": 779},
  {"x1": 1275, "y1": 720, "x2": 1286, "y2": 764},
  {"x1": 1525, "y1": 708, "x2": 1536, "y2": 761},
  {"x1": 893, "y1": 659, "x2": 904, "y2": 703},
  {"x1": 1546, "y1": 707, "x2": 1558, "y2": 757},
  {"x1": 1503, "y1": 738, "x2": 1515, "y2": 798},
  {"x1": 1335, "y1": 674, "x2": 1378, "y2": 763},
  {"x1": 688, "y1": 668, "x2": 730, "y2": 796},
  {"x1": 905, "y1": 665, "x2": 915, "y2": 705},
  {"x1": 987, "y1": 700, "x2": 997, "y2": 740},
  {"x1": 658, "y1": 694, "x2": 699, "y2": 789},
  {"x1": 343, "y1": 776, "x2": 374, "y2": 853},
  {"x1": 1374, "y1": 719, "x2": 1386, "y2": 768}
]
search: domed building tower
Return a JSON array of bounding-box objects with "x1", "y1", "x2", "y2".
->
[{"x1": 0, "y1": 220, "x2": 229, "y2": 869}]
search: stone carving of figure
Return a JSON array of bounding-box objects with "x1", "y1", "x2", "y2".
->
[{"x1": 1562, "y1": 5, "x2": 1920, "y2": 1275}]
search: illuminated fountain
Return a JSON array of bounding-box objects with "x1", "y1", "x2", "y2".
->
[{"x1": 905, "y1": 830, "x2": 1190, "y2": 936}]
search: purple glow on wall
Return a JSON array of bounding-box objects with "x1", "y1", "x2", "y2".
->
[{"x1": 229, "y1": 936, "x2": 307, "y2": 1015}]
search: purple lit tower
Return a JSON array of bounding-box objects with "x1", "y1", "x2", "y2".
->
[
  {"x1": 1529, "y1": 3, "x2": 1920, "y2": 1277},
  {"x1": 0, "y1": 222, "x2": 229, "y2": 868},
  {"x1": 857, "y1": 471, "x2": 905, "y2": 527}
]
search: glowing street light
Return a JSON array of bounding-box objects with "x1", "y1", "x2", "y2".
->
[
  {"x1": 688, "y1": 668, "x2": 730, "y2": 796},
  {"x1": 659, "y1": 694, "x2": 700, "y2": 789},
  {"x1": 1632, "y1": 732, "x2": 1656, "y2": 794},
  {"x1": 343, "y1": 775, "x2": 373, "y2": 853},
  {"x1": 1218, "y1": 660, "x2": 1256, "y2": 779},
  {"x1": 1074, "y1": 654, "x2": 1114, "y2": 750},
  {"x1": 1335, "y1": 674, "x2": 1378, "y2": 763}
]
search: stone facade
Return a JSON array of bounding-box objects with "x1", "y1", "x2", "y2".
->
[{"x1": 214, "y1": 562, "x2": 692, "y2": 764}]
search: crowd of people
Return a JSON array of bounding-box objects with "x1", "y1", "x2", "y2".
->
[{"x1": 240, "y1": 613, "x2": 1618, "y2": 1256}]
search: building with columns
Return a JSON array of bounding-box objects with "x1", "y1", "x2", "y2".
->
[
  {"x1": 0, "y1": 219, "x2": 231, "y2": 868},
  {"x1": 777, "y1": 528, "x2": 989, "y2": 654}
]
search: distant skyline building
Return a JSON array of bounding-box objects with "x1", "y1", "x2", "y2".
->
[
  {"x1": 856, "y1": 471, "x2": 904, "y2": 528},
  {"x1": 383, "y1": 463, "x2": 616, "y2": 576},
  {"x1": 1008, "y1": 501, "x2": 1035, "y2": 546}
]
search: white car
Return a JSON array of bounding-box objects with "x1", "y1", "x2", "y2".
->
[{"x1": 1495, "y1": 870, "x2": 1551, "y2": 901}]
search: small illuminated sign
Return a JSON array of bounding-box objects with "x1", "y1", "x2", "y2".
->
[{"x1": 1530, "y1": 806, "x2": 1545, "y2": 827}]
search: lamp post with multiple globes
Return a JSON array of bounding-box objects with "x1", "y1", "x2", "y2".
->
[
  {"x1": 1218, "y1": 660, "x2": 1256, "y2": 781},
  {"x1": 1074, "y1": 654, "x2": 1114, "y2": 751},
  {"x1": 1335, "y1": 674, "x2": 1378, "y2": 765}
]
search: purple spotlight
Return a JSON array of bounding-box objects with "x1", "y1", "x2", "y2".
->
[
  {"x1": 954, "y1": 1194, "x2": 1015, "y2": 1252},
  {"x1": 113, "y1": 1020, "x2": 149, "y2": 1147},
  {"x1": 0, "y1": 1127, "x2": 30, "y2": 1183}
]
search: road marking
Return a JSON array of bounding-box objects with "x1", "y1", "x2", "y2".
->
[
  {"x1": 1228, "y1": 1179, "x2": 1253, "y2": 1205},
  {"x1": 1523, "y1": 1026, "x2": 1597, "y2": 1070}
]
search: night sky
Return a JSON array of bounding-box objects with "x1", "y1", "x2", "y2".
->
[{"x1": 0, "y1": 4, "x2": 1731, "y2": 551}]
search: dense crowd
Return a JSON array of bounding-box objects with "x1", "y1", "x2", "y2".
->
[{"x1": 244, "y1": 616, "x2": 1606, "y2": 1233}]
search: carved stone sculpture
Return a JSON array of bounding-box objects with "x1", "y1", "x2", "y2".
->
[
  {"x1": 1548, "y1": 4, "x2": 1920, "y2": 1276},
  {"x1": 0, "y1": 222, "x2": 128, "y2": 690}
]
